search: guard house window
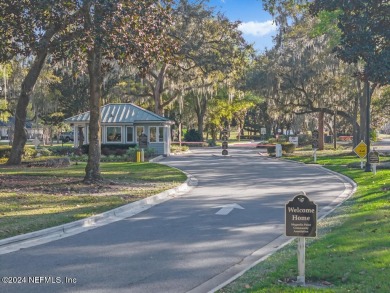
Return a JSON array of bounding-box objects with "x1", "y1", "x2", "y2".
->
[
  {"x1": 149, "y1": 127, "x2": 157, "y2": 142},
  {"x1": 126, "y1": 127, "x2": 134, "y2": 142},
  {"x1": 106, "y1": 126, "x2": 121, "y2": 142},
  {"x1": 158, "y1": 126, "x2": 164, "y2": 142},
  {"x1": 149, "y1": 126, "x2": 164, "y2": 143},
  {"x1": 136, "y1": 126, "x2": 144, "y2": 142}
]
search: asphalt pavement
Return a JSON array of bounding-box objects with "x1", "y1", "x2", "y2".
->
[
  {"x1": 0, "y1": 147, "x2": 355, "y2": 293},
  {"x1": 373, "y1": 138, "x2": 390, "y2": 152}
]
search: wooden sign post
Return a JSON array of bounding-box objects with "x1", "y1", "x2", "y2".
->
[
  {"x1": 312, "y1": 130, "x2": 319, "y2": 163},
  {"x1": 368, "y1": 150, "x2": 380, "y2": 175},
  {"x1": 286, "y1": 192, "x2": 317, "y2": 285}
]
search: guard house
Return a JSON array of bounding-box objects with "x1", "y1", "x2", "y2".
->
[{"x1": 64, "y1": 103, "x2": 173, "y2": 156}]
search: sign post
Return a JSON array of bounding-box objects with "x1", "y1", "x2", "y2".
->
[
  {"x1": 139, "y1": 133, "x2": 148, "y2": 149},
  {"x1": 138, "y1": 133, "x2": 148, "y2": 162},
  {"x1": 260, "y1": 127, "x2": 266, "y2": 140},
  {"x1": 312, "y1": 130, "x2": 319, "y2": 163},
  {"x1": 368, "y1": 149, "x2": 380, "y2": 175},
  {"x1": 285, "y1": 192, "x2": 317, "y2": 285},
  {"x1": 353, "y1": 140, "x2": 367, "y2": 169},
  {"x1": 221, "y1": 129, "x2": 228, "y2": 156},
  {"x1": 32, "y1": 137, "x2": 40, "y2": 150},
  {"x1": 289, "y1": 136, "x2": 299, "y2": 146}
]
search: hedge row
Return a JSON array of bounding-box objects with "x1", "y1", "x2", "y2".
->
[
  {"x1": 266, "y1": 142, "x2": 296, "y2": 154},
  {"x1": 81, "y1": 144, "x2": 137, "y2": 156},
  {"x1": 0, "y1": 144, "x2": 139, "y2": 159}
]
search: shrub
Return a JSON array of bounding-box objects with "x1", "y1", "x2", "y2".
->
[
  {"x1": 297, "y1": 134, "x2": 311, "y2": 146},
  {"x1": 0, "y1": 146, "x2": 11, "y2": 158},
  {"x1": 239, "y1": 135, "x2": 262, "y2": 140},
  {"x1": 115, "y1": 148, "x2": 127, "y2": 156},
  {"x1": 126, "y1": 146, "x2": 155, "y2": 162},
  {"x1": 171, "y1": 144, "x2": 189, "y2": 153},
  {"x1": 48, "y1": 146, "x2": 76, "y2": 156},
  {"x1": 184, "y1": 129, "x2": 202, "y2": 142},
  {"x1": 282, "y1": 142, "x2": 296, "y2": 154},
  {"x1": 266, "y1": 145, "x2": 276, "y2": 154},
  {"x1": 1, "y1": 146, "x2": 58, "y2": 159},
  {"x1": 370, "y1": 130, "x2": 378, "y2": 142},
  {"x1": 207, "y1": 139, "x2": 216, "y2": 147},
  {"x1": 268, "y1": 135, "x2": 287, "y2": 144},
  {"x1": 23, "y1": 147, "x2": 37, "y2": 159},
  {"x1": 73, "y1": 148, "x2": 83, "y2": 156},
  {"x1": 70, "y1": 154, "x2": 88, "y2": 162},
  {"x1": 82, "y1": 143, "x2": 137, "y2": 154},
  {"x1": 37, "y1": 148, "x2": 53, "y2": 157},
  {"x1": 102, "y1": 147, "x2": 113, "y2": 156}
]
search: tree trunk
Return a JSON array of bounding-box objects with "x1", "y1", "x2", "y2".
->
[
  {"x1": 318, "y1": 110, "x2": 324, "y2": 150},
  {"x1": 7, "y1": 91, "x2": 29, "y2": 165},
  {"x1": 153, "y1": 65, "x2": 166, "y2": 115},
  {"x1": 359, "y1": 79, "x2": 366, "y2": 142},
  {"x1": 84, "y1": 46, "x2": 103, "y2": 183},
  {"x1": 6, "y1": 28, "x2": 56, "y2": 165},
  {"x1": 197, "y1": 113, "x2": 204, "y2": 140},
  {"x1": 333, "y1": 109, "x2": 337, "y2": 150},
  {"x1": 194, "y1": 95, "x2": 207, "y2": 141},
  {"x1": 237, "y1": 123, "x2": 242, "y2": 141},
  {"x1": 352, "y1": 89, "x2": 360, "y2": 147}
]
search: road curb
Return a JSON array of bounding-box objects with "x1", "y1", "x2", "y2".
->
[
  {"x1": 207, "y1": 159, "x2": 357, "y2": 293},
  {"x1": 0, "y1": 173, "x2": 198, "y2": 255},
  {"x1": 267, "y1": 158, "x2": 357, "y2": 221}
]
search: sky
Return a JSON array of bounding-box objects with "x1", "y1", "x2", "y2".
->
[{"x1": 206, "y1": 0, "x2": 277, "y2": 53}]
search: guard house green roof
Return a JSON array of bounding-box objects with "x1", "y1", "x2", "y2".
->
[{"x1": 64, "y1": 103, "x2": 172, "y2": 124}]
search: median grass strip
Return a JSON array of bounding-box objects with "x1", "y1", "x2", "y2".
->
[
  {"x1": 220, "y1": 151, "x2": 390, "y2": 293},
  {"x1": 0, "y1": 162, "x2": 186, "y2": 240}
]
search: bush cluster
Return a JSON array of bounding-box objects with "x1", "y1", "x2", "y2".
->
[
  {"x1": 126, "y1": 146, "x2": 155, "y2": 161},
  {"x1": 0, "y1": 146, "x2": 11, "y2": 158},
  {"x1": 68, "y1": 146, "x2": 155, "y2": 162},
  {"x1": 266, "y1": 142, "x2": 296, "y2": 155},
  {"x1": 268, "y1": 135, "x2": 288, "y2": 143},
  {"x1": 282, "y1": 142, "x2": 296, "y2": 153},
  {"x1": 184, "y1": 129, "x2": 202, "y2": 142},
  {"x1": 81, "y1": 143, "x2": 137, "y2": 154},
  {"x1": 170, "y1": 144, "x2": 189, "y2": 153},
  {"x1": 47, "y1": 146, "x2": 75, "y2": 156},
  {"x1": 297, "y1": 134, "x2": 311, "y2": 146},
  {"x1": 0, "y1": 146, "x2": 76, "y2": 162},
  {"x1": 0, "y1": 144, "x2": 159, "y2": 163}
]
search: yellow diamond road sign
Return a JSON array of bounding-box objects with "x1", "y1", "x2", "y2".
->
[{"x1": 354, "y1": 141, "x2": 367, "y2": 159}]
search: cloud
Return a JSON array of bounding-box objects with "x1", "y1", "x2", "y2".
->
[{"x1": 238, "y1": 20, "x2": 277, "y2": 37}]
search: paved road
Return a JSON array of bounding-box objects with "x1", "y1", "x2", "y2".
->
[
  {"x1": 0, "y1": 148, "x2": 353, "y2": 293},
  {"x1": 373, "y1": 138, "x2": 390, "y2": 152}
]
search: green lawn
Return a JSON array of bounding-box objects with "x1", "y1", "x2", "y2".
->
[
  {"x1": 220, "y1": 151, "x2": 390, "y2": 293},
  {"x1": 0, "y1": 162, "x2": 186, "y2": 240}
]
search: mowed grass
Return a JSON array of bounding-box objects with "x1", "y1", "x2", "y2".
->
[
  {"x1": 220, "y1": 151, "x2": 390, "y2": 293},
  {"x1": 0, "y1": 162, "x2": 186, "y2": 240}
]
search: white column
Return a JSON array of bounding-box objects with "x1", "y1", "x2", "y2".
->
[{"x1": 164, "y1": 126, "x2": 170, "y2": 156}]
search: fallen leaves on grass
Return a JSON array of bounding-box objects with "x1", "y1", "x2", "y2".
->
[{"x1": 0, "y1": 174, "x2": 161, "y2": 197}]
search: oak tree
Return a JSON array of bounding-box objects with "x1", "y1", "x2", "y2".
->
[{"x1": 0, "y1": 0, "x2": 80, "y2": 164}]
